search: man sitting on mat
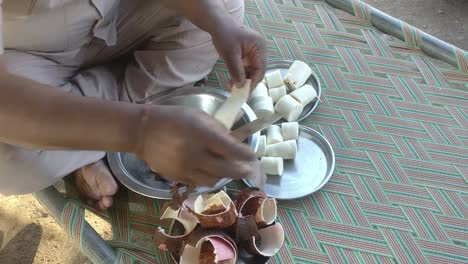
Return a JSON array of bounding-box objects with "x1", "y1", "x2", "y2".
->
[{"x1": 0, "y1": 0, "x2": 266, "y2": 210}]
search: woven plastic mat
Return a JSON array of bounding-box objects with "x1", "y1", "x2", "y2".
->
[{"x1": 59, "y1": 0, "x2": 468, "y2": 263}]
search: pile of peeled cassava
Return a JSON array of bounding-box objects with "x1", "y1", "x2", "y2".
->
[
  {"x1": 256, "y1": 121, "x2": 299, "y2": 176},
  {"x1": 155, "y1": 188, "x2": 284, "y2": 263},
  {"x1": 250, "y1": 60, "x2": 318, "y2": 177},
  {"x1": 249, "y1": 60, "x2": 317, "y2": 122}
]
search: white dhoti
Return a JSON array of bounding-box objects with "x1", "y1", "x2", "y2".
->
[{"x1": 0, "y1": 0, "x2": 245, "y2": 195}]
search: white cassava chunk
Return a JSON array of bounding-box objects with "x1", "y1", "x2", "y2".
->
[
  {"x1": 274, "y1": 95, "x2": 303, "y2": 122},
  {"x1": 282, "y1": 122, "x2": 299, "y2": 141},
  {"x1": 251, "y1": 96, "x2": 274, "y2": 118},
  {"x1": 269, "y1": 85, "x2": 287, "y2": 103},
  {"x1": 250, "y1": 83, "x2": 269, "y2": 101},
  {"x1": 214, "y1": 79, "x2": 252, "y2": 129},
  {"x1": 266, "y1": 125, "x2": 283, "y2": 145},
  {"x1": 261, "y1": 78, "x2": 267, "y2": 85},
  {"x1": 283, "y1": 60, "x2": 312, "y2": 90},
  {"x1": 290, "y1": 84, "x2": 317, "y2": 106},
  {"x1": 256, "y1": 135, "x2": 267, "y2": 158},
  {"x1": 266, "y1": 140, "x2": 297, "y2": 160},
  {"x1": 265, "y1": 70, "x2": 284, "y2": 88},
  {"x1": 260, "y1": 157, "x2": 284, "y2": 176}
]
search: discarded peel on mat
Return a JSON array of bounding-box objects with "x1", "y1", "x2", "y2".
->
[
  {"x1": 156, "y1": 188, "x2": 285, "y2": 262},
  {"x1": 184, "y1": 191, "x2": 238, "y2": 229},
  {"x1": 237, "y1": 188, "x2": 277, "y2": 227},
  {"x1": 243, "y1": 223, "x2": 285, "y2": 257},
  {"x1": 180, "y1": 229, "x2": 238, "y2": 264},
  {"x1": 155, "y1": 207, "x2": 199, "y2": 255}
]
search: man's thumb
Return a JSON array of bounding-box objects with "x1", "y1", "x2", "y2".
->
[{"x1": 225, "y1": 52, "x2": 246, "y2": 86}]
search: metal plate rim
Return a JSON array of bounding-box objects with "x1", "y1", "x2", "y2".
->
[
  {"x1": 265, "y1": 58, "x2": 322, "y2": 123},
  {"x1": 242, "y1": 126, "x2": 335, "y2": 200},
  {"x1": 107, "y1": 152, "x2": 176, "y2": 199}
]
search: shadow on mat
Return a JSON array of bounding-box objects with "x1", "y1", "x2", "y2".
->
[{"x1": 0, "y1": 223, "x2": 42, "y2": 264}]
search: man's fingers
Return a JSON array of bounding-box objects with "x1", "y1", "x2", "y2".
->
[
  {"x1": 207, "y1": 133, "x2": 255, "y2": 162},
  {"x1": 201, "y1": 155, "x2": 253, "y2": 181},
  {"x1": 191, "y1": 169, "x2": 221, "y2": 187},
  {"x1": 249, "y1": 46, "x2": 267, "y2": 87},
  {"x1": 224, "y1": 48, "x2": 246, "y2": 86}
]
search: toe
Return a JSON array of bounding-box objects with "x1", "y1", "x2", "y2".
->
[
  {"x1": 97, "y1": 173, "x2": 118, "y2": 196},
  {"x1": 98, "y1": 196, "x2": 113, "y2": 211}
]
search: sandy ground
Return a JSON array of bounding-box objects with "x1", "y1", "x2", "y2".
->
[
  {"x1": 0, "y1": 184, "x2": 112, "y2": 264},
  {"x1": 0, "y1": 1, "x2": 467, "y2": 263}
]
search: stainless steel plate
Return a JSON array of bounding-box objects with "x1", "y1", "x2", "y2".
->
[
  {"x1": 244, "y1": 126, "x2": 335, "y2": 200},
  {"x1": 263, "y1": 59, "x2": 322, "y2": 123},
  {"x1": 107, "y1": 87, "x2": 260, "y2": 199}
]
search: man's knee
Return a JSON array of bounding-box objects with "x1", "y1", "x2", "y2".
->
[{"x1": 4, "y1": 51, "x2": 77, "y2": 88}]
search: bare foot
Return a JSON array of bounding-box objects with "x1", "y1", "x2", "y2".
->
[{"x1": 73, "y1": 160, "x2": 118, "y2": 211}]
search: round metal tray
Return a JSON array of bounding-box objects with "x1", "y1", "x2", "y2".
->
[
  {"x1": 107, "y1": 87, "x2": 260, "y2": 199},
  {"x1": 244, "y1": 126, "x2": 335, "y2": 200},
  {"x1": 260, "y1": 58, "x2": 322, "y2": 123}
]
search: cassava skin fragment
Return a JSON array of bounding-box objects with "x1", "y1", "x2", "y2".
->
[
  {"x1": 281, "y1": 122, "x2": 299, "y2": 141},
  {"x1": 266, "y1": 125, "x2": 283, "y2": 145},
  {"x1": 260, "y1": 157, "x2": 283, "y2": 176},
  {"x1": 244, "y1": 223, "x2": 285, "y2": 257},
  {"x1": 255, "y1": 198, "x2": 277, "y2": 227},
  {"x1": 274, "y1": 95, "x2": 303, "y2": 122},
  {"x1": 184, "y1": 191, "x2": 238, "y2": 229},
  {"x1": 266, "y1": 140, "x2": 297, "y2": 160},
  {"x1": 265, "y1": 69, "x2": 284, "y2": 88},
  {"x1": 283, "y1": 60, "x2": 312, "y2": 90},
  {"x1": 290, "y1": 84, "x2": 317, "y2": 106}
]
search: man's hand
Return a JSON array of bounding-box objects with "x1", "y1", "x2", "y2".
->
[
  {"x1": 212, "y1": 24, "x2": 267, "y2": 89},
  {"x1": 136, "y1": 106, "x2": 257, "y2": 187}
]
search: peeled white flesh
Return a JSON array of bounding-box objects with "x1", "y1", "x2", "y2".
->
[
  {"x1": 251, "y1": 96, "x2": 274, "y2": 118},
  {"x1": 250, "y1": 83, "x2": 269, "y2": 101},
  {"x1": 260, "y1": 157, "x2": 283, "y2": 176},
  {"x1": 266, "y1": 125, "x2": 283, "y2": 145},
  {"x1": 290, "y1": 84, "x2": 317, "y2": 106},
  {"x1": 283, "y1": 60, "x2": 312, "y2": 90},
  {"x1": 265, "y1": 70, "x2": 284, "y2": 88},
  {"x1": 214, "y1": 80, "x2": 252, "y2": 130},
  {"x1": 274, "y1": 95, "x2": 304, "y2": 122},
  {"x1": 282, "y1": 122, "x2": 299, "y2": 141},
  {"x1": 256, "y1": 135, "x2": 267, "y2": 158},
  {"x1": 266, "y1": 140, "x2": 297, "y2": 160},
  {"x1": 269, "y1": 85, "x2": 287, "y2": 103}
]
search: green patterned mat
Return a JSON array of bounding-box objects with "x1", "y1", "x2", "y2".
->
[{"x1": 57, "y1": 0, "x2": 468, "y2": 263}]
